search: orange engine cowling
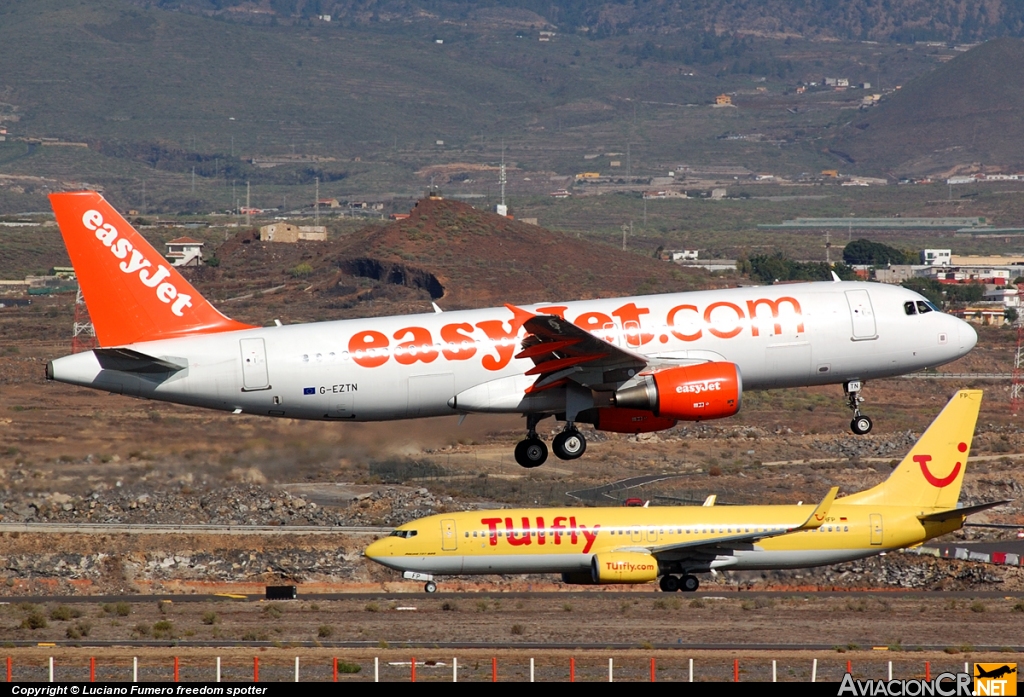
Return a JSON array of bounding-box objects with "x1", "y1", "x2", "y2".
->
[
  {"x1": 614, "y1": 361, "x2": 742, "y2": 421},
  {"x1": 590, "y1": 552, "x2": 660, "y2": 584},
  {"x1": 593, "y1": 407, "x2": 677, "y2": 434}
]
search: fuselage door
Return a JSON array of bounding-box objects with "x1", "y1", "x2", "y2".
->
[
  {"x1": 630, "y1": 526, "x2": 643, "y2": 543},
  {"x1": 239, "y1": 338, "x2": 270, "y2": 391},
  {"x1": 869, "y1": 514, "x2": 883, "y2": 546},
  {"x1": 441, "y1": 518, "x2": 458, "y2": 551},
  {"x1": 845, "y1": 290, "x2": 878, "y2": 341}
]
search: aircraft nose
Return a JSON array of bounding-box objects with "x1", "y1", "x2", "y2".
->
[
  {"x1": 958, "y1": 318, "x2": 978, "y2": 354},
  {"x1": 364, "y1": 538, "x2": 388, "y2": 561}
]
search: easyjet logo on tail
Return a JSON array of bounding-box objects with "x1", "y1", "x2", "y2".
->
[{"x1": 82, "y1": 210, "x2": 193, "y2": 318}]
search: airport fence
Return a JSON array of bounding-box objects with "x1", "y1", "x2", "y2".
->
[{"x1": 1, "y1": 654, "x2": 987, "y2": 683}]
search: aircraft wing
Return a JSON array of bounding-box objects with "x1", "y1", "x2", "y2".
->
[
  {"x1": 917, "y1": 500, "x2": 1013, "y2": 523},
  {"x1": 508, "y1": 304, "x2": 650, "y2": 392},
  {"x1": 643, "y1": 487, "x2": 839, "y2": 559}
]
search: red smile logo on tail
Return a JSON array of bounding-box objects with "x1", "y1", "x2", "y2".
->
[{"x1": 914, "y1": 442, "x2": 967, "y2": 488}]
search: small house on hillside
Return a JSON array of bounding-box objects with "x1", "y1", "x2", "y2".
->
[{"x1": 166, "y1": 237, "x2": 204, "y2": 266}]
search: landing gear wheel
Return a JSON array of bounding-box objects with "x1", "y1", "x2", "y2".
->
[
  {"x1": 659, "y1": 575, "x2": 680, "y2": 593},
  {"x1": 514, "y1": 438, "x2": 548, "y2": 468},
  {"x1": 424, "y1": 581, "x2": 437, "y2": 593},
  {"x1": 851, "y1": 415, "x2": 873, "y2": 435},
  {"x1": 552, "y1": 429, "x2": 587, "y2": 460},
  {"x1": 681, "y1": 575, "x2": 700, "y2": 592},
  {"x1": 844, "y1": 381, "x2": 872, "y2": 436}
]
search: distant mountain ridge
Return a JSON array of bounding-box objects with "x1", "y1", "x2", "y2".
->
[
  {"x1": 833, "y1": 38, "x2": 1024, "y2": 175},
  {"x1": 153, "y1": 0, "x2": 1024, "y2": 42}
]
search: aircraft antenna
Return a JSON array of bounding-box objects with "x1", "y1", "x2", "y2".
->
[
  {"x1": 71, "y1": 288, "x2": 97, "y2": 354},
  {"x1": 1011, "y1": 321, "x2": 1024, "y2": 414}
]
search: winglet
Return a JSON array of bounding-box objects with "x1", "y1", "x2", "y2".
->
[
  {"x1": 830, "y1": 270, "x2": 842, "y2": 282},
  {"x1": 797, "y1": 486, "x2": 839, "y2": 530}
]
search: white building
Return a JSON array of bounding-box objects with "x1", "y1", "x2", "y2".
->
[
  {"x1": 921, "y1": 249, "x2": 951, "y2": 266},
  {"x1": 165, "y1": 237, "x2": 204, "y2": 267}
]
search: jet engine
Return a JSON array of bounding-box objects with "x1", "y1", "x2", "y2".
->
[
  {"x1": 613, "y1": 361, "x2": 741, "y2": 421},
  {"x1": 590, "y1": 552, "x2": 659, "y2": 584}
]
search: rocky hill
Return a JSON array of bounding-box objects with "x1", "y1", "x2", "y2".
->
[{"x1": 833, "y1": 38, "x2": 1024, "y2": 176}]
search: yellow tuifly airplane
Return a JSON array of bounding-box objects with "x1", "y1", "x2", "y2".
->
[{"x1": 366, "y1": 390, "x2": 1004, "y2": 593}]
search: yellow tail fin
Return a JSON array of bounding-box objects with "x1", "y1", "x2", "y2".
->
[{"x1": 842, "y1": 390, "x2": 982, "y2": 510}]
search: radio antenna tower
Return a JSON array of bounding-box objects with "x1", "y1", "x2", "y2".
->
[
  {"x1": 1011, "y1": 321, "x2": 1024, "y2": 414},
  {"x1": 496, "y1": 143, "x2": 508, "y2": 217},
  {"x1": 71, "y1": 288, "x2": 97, "y2": 354}
]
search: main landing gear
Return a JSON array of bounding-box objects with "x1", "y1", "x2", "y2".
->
[
  {"x1": 514, "y1": 416, "x2": 588, "y2": 468},
  {"x1": 845, "y1": 380, "x2": 873, "y2": 435},
  {"x1": 659, "y1": 574, "x2": 700, "y2": 592}
]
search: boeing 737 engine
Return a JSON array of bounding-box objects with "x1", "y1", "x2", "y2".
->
[
  {"x1": 590, "y1": 552, "x2": 660, "y2": 584},
  {"x1": 613, "y1": 362, "x2": 742, "y2": 421}
]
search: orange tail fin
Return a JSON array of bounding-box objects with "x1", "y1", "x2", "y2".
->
[{"x1": 49, "y1": 191, "x2": 254, "y2": 347}]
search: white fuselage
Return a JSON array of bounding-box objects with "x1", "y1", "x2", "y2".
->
[{"x1": 49, "y1": 281, "x2": 976, "y2": 421}]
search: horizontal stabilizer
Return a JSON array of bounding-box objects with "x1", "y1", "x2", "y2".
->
[
  {"x1": 94, "y1": 348, "x2": 187, "y2": 374},
  {"x1": 918, "y1": 500, "x2": 1013, "y2": 522}
]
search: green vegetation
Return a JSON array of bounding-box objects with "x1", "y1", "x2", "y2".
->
[
  {"x1": 744, "y1": 252, "x2": 856, "y2": 284},
  {"x1": 49, "y1": 605, "x2": 81, "y2": 621},
  {"x1": 842, "y1": 238, "x2": 916, "y2": 265}
]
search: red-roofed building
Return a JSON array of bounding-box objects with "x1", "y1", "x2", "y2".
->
[{"x1": 166, "y1": 237, "x2": 204, "y2": 267}]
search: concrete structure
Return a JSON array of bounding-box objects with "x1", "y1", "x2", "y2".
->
[
  {"x1": 165, "y1": 237, "x2": 204, "y2": 267},
  {"x1": 761, "y1": 218, "x2": 987, "y2": 230},
  {"x1": 669, "y1": 250, "x2": 699, "y2": 261},
  {"x1": 715, "y1": 94, "x2": 733, "y2": 106},
  {"x1": 921, "y1": 249, "x2": 951, "y2": 266},
  {"x1": 874, "y1": 265, "x2": 917, "y2": 284},
  {"x1": 259, "y1": 224, "x2": 328, "y2": 243}
]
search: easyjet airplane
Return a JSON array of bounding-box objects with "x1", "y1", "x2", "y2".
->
[
  {"x1": 47, "y1": 191, "x2": 976, "y2": 468},
  {"x1": 366, "y1": 390, "x2": 1002, "y2": 592}
]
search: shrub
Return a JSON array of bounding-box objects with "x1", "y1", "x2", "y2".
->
[
  {"x1": 152, "y1": 620, "x2": 174, "y2": 639},
  {"x1": 21, "y1": 612, "x2": 47, "y2": 630},
  {"x1": 50, "y1": 606, "x2": 81, "y2": 621},
  {"x1": 201, "y1": 611, "x2": 219, "y2": 626},
  {"x1": 337, "y1": 661, "x2": 361, "y2": 674},
  {"x1": 318, "y1": 625, "x2": 333, "y2": 638}
]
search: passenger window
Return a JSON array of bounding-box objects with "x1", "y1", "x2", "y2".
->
[
  {"x1": 917, "y1": 301, "x2": 932, "y2": 314},
  {"x1": 904, "y1": 301, "x2": 917, "y2": 315}
]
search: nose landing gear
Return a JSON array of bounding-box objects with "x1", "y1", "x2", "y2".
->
[{"x1": 845, "y1": 381, "x2": 873, "y2": 435}]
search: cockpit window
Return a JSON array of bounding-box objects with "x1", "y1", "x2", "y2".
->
[
  {"x1": 389, "y1": 530, "x2": 418, "y2": 538},
  {"x1": 904, "y1": 301, "x2": 917, "y2": 316},
  {"x1": 916, "y1": 301, "x2": 933, "y2": 314}
]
